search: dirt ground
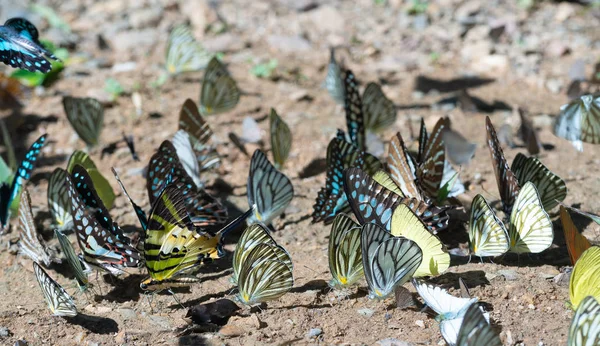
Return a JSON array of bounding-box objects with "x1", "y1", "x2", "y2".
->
[{"x1": 0, "y1": 0, "x2": 600, "y2": 345}]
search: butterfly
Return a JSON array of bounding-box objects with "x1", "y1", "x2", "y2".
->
[
  {"x1": 178, "y1": 98, "x2": 220, "y2": 172},
  {"x1": 141, "y1": 184, "x2": 253, "y2": 291},
  {"x1": 231, "y1": 223, "x2": 289, "y2": 286},
  {"x1": 0, "y1": 18, "x2": 59, "y2": 73},
  {"x1": 413, "y1": 278, "x2": 488, "y2": 346},
  {"x1": 0, "y1": 133, "x2": 46, "y2": 233},
  {"x1": 165, "y1": 24, "x2": 212, "y2": 75},
  {"x1": 67, "y1": 150, "x2": 116, "y2": 209},
  {"x1": 122, "y1": 133, "x2": 139, "y2": 161},
  {"x1": 341, "y1": 69, "x2": 366, "y2": 150},
  {"x1": 561, "y1": 206, "x2": 592, "y2": 266},
  {"x1": 246, "y1": 149, "x2": 294, "y2": 226},
  {"x1": 65, "y1": 170, "x2": 141, "y2": 276},
  {"x1": 312, "y1": 137, "x2": 382, "y2": 224},
  {"x1": 236, "y1": 243, "x2": 294, "y2": 305},
  {"x1": 442, "y1": 126, "x2": 476, "y2": 166},
  {"x1": 147, "y1": 140, "x2": 228, "y2": 228},
  {"x1": 468, "y1": 194, "x2": 509, "y2": 257},
  {"x1": 18, "y1": 188, "x2": 60, "y2": 267},
  {"x1": 361, "y1": 222, "x2": 422, "y2": 300},
  {"x1": 570, "y1": 246, "x2": 600, "y2": 310},
  {"x1": 455, "y1": 304, "x2": 502, "y2": 346},
  {"x1": 554, "y1": 94, "x2": 600, "y2": 152},
  {"x1": 560, "y1": 203, "x2": 600, "y2": 226},
  {"x1": 63, "y1": 96, "x2": 104, "y2": 147},
  {"x1": 269, "y1": 108, "x2": 292, "y2": 169},
  {"x1": 47, "y1": 168, "x2": 73, "y2": 231},
  {"x1": 328, "y1": 213, "x2": 363, "y2": 290},
  {"x1": 517, "y1": 107, "x2": 542, "y2": 155},
  {"x1": 33, "y1": 262, "x2": 77, "y2": 317},
  {"x1": 55, "y1": 230, "x2": 91, "y2": 292},
  {"x1": 568, "y1": 296, "x2": 600, "y2": 346},
  {"x1": 324, "y1": 47, "x2": 344, "y2": 104},
  {"x1": 200, "y1": 57, "x2": 240, "y2": 116},
  {"x1": 111, "y1": 167, "x2": 149, "y2": 232},
  {"x1": 344, "y1": 167, "x2": 450, "y2": 234},
  {"x1": 487, "y1": 116, "x2": 567, "y2": 213},
  {"x1": 362, "y1": 82, "x2": 396, "y2": 133}
]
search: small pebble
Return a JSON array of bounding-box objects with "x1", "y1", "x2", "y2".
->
[
  {"x1": 0, "y1": 326, "x2": 11, "y2": 337},
  {"x1": 357, "y1": 308, "x2": 374, "y2": 317},
  {"x1": 415, "y1": 320, "x2": 425, "y2": 328},
  {"x1": 307, "y1": 328, "x2": 322, "y2": 338}
]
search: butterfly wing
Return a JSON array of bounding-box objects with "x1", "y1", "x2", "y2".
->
[
  {"x1": 33, "y1": 262, "x2": 77, "y2": 317},
  {"x1": 200, "y1": 57, "x2": 240, "y2": 115},
  {"x1": 511, "y1": 153, "x2": 567, "y2": 211},
  {"x1": 517, "y1": 108, "x2": 542, "y2": 155},
  {"x1": 508, "y1": 182, "x2": 553, "y2": 254},
  {"x1": 47, "y1": 168, "x2": 73, "y2": 231},
  {"x1": 486, "y1": 116, "x2": 520, "y2": 215},
  {"x1": 246, "y1": 149, "x2": 294, "y2": 225},
  {"x1": 67, "y1": 150, "x2": 116, "y2": 209},
  {"x1": 413, "y1": 278, "x2": 478, "y2": 317},
  {"x1": 362, "y1": 82, "x2": 396, "y2": 133},
  {"x1": 55, "y1": 230, "x2": 90, "y2": 291},
  {"x1": 456, "y1": 304, "x2": 502, "y2": 346},
  {"x1": 554, "y1": 96, "x2": 586, "y2": 151},
  {"x1": 328, "y1": 213, "x2": 362, "y2": 289},
  {"x1": 561, "y1": 206, "x2": 592, "y2": 266},
  {"x1": 387, "y1": 132, "x2": 421, "y2": 199},
  {"x1": 0, "y1": 18, "x2": 58, "y2": 73},
  {"x1": 325, "y1": 47, "x2": 345, "y2": 104},
  {"x1": 232, "y1": 223, "x2": 277, "y2": 285},
  {"x1": 165, "y1": 25, "x2": 211, "y2": 75},
  {"x1": 570, "y1": 246, "x2": 600, "y2": 310},
  {"x1": 18, "y1": 188, "x2": 58, "y2": 267},
  {"x1": 342, "y1": 69, "x2": 366, "y2": 150},
  {"x1": 469, "y1": 194, "x2": 509, "y2": 257},
  {"x1": 568, "y1": 296, "x2": 600, "y2": 346},
  {"x1": 269, "y1": 108, "x2": 292, "y2": 169},
  {"x1": 111, "y1": 167, "x2": 148, "y2": 231},
  {"x1": 416, "y1": 117, "x2": 448, "y2": 199},
  {"x1": 391, "y1": 205, "x2": 449, "y2": 277},
  {"x1": 580, "y1": 95, "x2": 600, "y2": 145},
  {"x1": 172, "y1": 129, "x2": 203, "y2": 188},
  {"x1": 178, "y1": 98, "x2": 220, "y2": 171},
  {"x1": 62, "y1": 96, "x2": 104, "y2": 147}
]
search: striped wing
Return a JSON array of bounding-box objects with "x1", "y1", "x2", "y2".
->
[
  {"x1": 0, "y1": 134, "x2": 47, "y2": 229},
  {"x1": 62, "y1": 96, "x2": 104, "y2": 147},
  {"x1": 342, "y1": 69, "x2": 366, "y2": 150},
  {"x1": 47, "y1": 168, "x2": 73, "y2": 231},
  {"x1": 0, "y1": 18, "x2": 58, "y2": 73},
  {"x1": 469, "y1": 194, "x2": 509, "y2": 257},
  {"x1": 568, "y1": 296, "x2": 600, "y2": 346},
  {"x1": 178, "y1": 98, "x2": 220, "y2": 171},
  {"x1": 486, "y1": 116, "x2": 520, "y2": 215},
  {"x1": 55, "y1": 230, "x2": 90, "y2": 291},
  {"x1": 362, "y1": 82, "x2": 396, "y2": 133},
  {"x1": 361, "y1": 223, "x2": 422, "y2": 300},
  {"x1": 18, "y1": 188, "x2": 58, "y2": 267},
  {"x1": 416, "y1": 117, "x2": 448, "y2": 199},
  {"x1": 147, "y1": 140, "x2": 228, "y2": 227},
  {"x1": 580, "y1": 95, "x2": 600, "y2": 145},
  {"x1": 269, "y1": 108, "x2": 292, "y2": 169},
  {"x1": 67, "y1": 150, "x2": 115, "y2": 209},
  {"x1": 456, "y1": 304, "x2": 502, "y2": 346},
  {"x1": 325, "y1": 47, "x2": 344, "y2": 104},
  {"x1": 232, "y1": 223, "x2": 277, "y2": 285},
  {"x1": 391, "y1": 205, "x2": 450, "y2": 277},
  {"x1": 387, "y1": 132, "x2": 421, "y2": 199},
  {"x1": 246, "y1": 149, "x2": 294, "y2": 225},
  {"x1": 328, "y1": 213, "x2": 362, "y2": 289},
  {"x1": 511, "y1": 153, "x2": 567, "y2": 211},
  {"x1": 561, "y1": 206, "x2": 592, "y2": 266},
  {"x1": 570, "y1": 247, "x2": 600, "y2": 310},
  {"x1": 554, "y1": 96, "x2": 586, "y2": 151},
  {"x1": 165, "y1": 24, "x2": 211, "y2": 75},
  {"x1": 33, "y1": 262, "x2": 77, "y2": 317},
  {"x1": 200, "y1": 57, "x2": 240, "y2": 115},
  {"x1": 508, "y1": 182, "x2": 553, "y2": 254},
  {"x1": 237, "y1": 243, "x2": 293, "y2": 305},
  {"x1": 345, "y1": 167, "x2": 449, "y2": 233}
]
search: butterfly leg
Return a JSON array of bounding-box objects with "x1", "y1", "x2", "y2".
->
[{"x1": 168, "y1": 289, "x2": 186, "y2": 310}]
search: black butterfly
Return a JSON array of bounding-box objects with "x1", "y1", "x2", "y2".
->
[{"x1": 0, "y1": 18, "x2": 59, "y2": 73}]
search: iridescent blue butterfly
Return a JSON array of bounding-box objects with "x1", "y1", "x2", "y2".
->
[
  {"x1": 0, "y1": 134, "x2": 47, "y2": 232},
  {"x1": 344, "y1": 167, "x2": 450, "y2": 234},
  {"x1": 312, "y1": 137, "x2": 382, "y2": 224},
  {"x1": 0, "y1": 18, "x2": 59, "y2": 73},
  {"x1": 340, "y1": 69, "x2": 366, "y2": 150},
  {"x1": 146, "y1": 140, "x2": 228, "y2": 228},
  {"x1": 65, "y1": 171, "x2": 141, "y2": 276}
]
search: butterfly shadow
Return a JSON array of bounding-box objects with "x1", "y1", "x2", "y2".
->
[
  {"x1": 298, "y1": 157, "x2": 328, "y2": 179},
  {"x1": 428, "y1": 270, "x2": 491, "y2": 291},
  {"x1": 168, "y1": 286, "x2": 234, "y2": 310},
  {"x1": 93, "y1": 273, "x2": 146, "y2": 303},
  {"x1": 414, "y1": 75, "x2": 495, "y2": 93},
  {"x1": 65, "y1": 313, "x2": 119, "y2": 334},
  {"x1": 178, "y1": 334, "x2": 210, "y2": 346},
  {"x1": 436, "y1": 91, "x2": 512, "y2": 114},
  {"x1": 3, "y1": 112, "x2": 59, "y2": 155}
]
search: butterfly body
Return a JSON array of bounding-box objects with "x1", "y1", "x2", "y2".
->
[{"x1": 0, "y1": 18, "x2": 59, "y2": 73}]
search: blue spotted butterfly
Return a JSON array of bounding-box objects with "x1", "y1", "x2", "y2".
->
[
  {"x1": 0, "y1": 18, "x2": 59, "y2": 73},
  {"x1": 339, "y1": 69, "x2": 366, "y2": 151},
  {"x1": 312, "y1": 137, "x2": 382, "y2": 224},
  {"x1": 0, "y1": 134, "x2": 47, "y2": 233},
  {"x1": 146, "y1": 140, "x2": 228, "y2": 228},
  {"x1": 65, "y1": 167, "x2": 141, "y2": 276}
]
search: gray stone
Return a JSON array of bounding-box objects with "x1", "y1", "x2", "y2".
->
[
  {"x1": 0, "y1": 326, "x2": 11, "y2": 337},
  {"x1": 118, "y1": 308, "x2": 137, "y2": 320},
  {"x1": 203, "y1": 33, "x2": 244, "y2": 53},
  {"x1": 147, "y1": 315, "x2": 172, "y2": 331},
  {"x1": 377, "y1": 338, "x2": 414, "y2": 346},
  {"x1": 497, "y1": 269, "x2": 518, "y2": 281},
  {"x1": 307, "y1": 328, "x2": 322, "y2": 338},
  {"x1": 129, "y1": 7, "x2": 162, "y2": 29},
  {"x1": 267, "y1": 35, "x2": 311, "y2": 53},
  {"x1": 241, "y1": 117, "x2": 263, "y2": 143}
]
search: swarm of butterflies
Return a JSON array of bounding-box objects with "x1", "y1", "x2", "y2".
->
[{"x1": 1, "y1": 18, "x2": 600, "y2": 345}]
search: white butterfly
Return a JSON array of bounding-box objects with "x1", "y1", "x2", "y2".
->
[
  {"x1": 568, "y1": 296, "x2": 600, "y2": 346},
  {"x1": 172, "y1": 129, "x2": 204, "y2": 188},
  {"x1": 413, "y1": 279, "x2": 489, "y2": 346}
]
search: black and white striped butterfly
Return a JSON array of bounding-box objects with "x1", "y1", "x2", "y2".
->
[
  {"x1": 63, "y1": 96, "x2": 104, "y2": 147},
  {"x1": 165, "y1": 24, "x2": 212, "y2": 75},
  {"x1": 200, "y1": 57, "x2": 240, "y2": 116},
  {"x1": 456, "y1": 304, "x2": 502, "y2": 346},
  {"x1": 362, "y1": 82, "x2": 396, "y2": 134},
  {"x1": 246, "y1": 150, "x2": 294, "y2": 226},
  {"x1": 47, "y1": 168, "x2": 73, "y2": 231},
  {"x1": 178, "y1": 98, "x2": 221, "y2": 172},
  {"x1": 328, "y1": 213, "x2": 363, "y2": 290},
  {"x1": 0, "y1": 18, "x2": 59, "y2": 73},
  {"x1": 568, "y1": 296, "x2": 600, "y2": 346},
  {"x1": 554, "y1": 94, "x2": 600, "y2": 152},
  {"x1": 55, "y1": 230, "x2": 91, "y2": 292},
  {"x1": 33, "y1": 262, "x2": 77, "y2": 317},
  {"x1": 18, "y1": 188, "x2": 60, "y2": 267}
]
